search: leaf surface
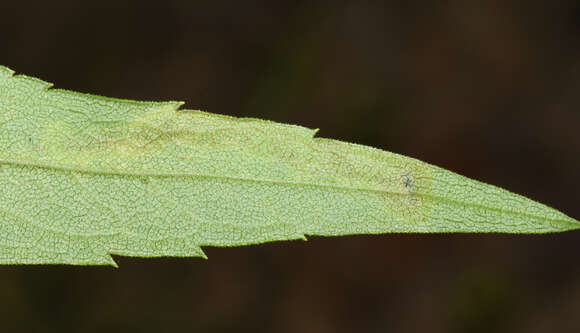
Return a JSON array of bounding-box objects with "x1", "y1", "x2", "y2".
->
[{"x1": 0, "y1": 65, "x2": 577, "y2": 266}]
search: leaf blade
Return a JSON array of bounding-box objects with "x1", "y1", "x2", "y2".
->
[{"x1": 0, "y1": 65, "x2": 577, "y2": 266}]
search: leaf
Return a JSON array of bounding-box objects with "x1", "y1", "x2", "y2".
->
[{"x1": 0, "y1": 66, "x2": 577, "y2": 267}]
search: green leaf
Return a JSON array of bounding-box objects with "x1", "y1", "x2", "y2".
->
[{"x1": 0, "y1": 65, "x2": 577, "y2": 266}]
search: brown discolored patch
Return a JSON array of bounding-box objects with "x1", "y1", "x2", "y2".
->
[{"x1": 381, "y1": 158, "x2": 436, "y2": 224}]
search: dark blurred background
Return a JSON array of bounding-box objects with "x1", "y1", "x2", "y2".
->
[{"x1": 1, "y1": 1, "x2": 580, "y2": 332}]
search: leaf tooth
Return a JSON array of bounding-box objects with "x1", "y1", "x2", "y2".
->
[{"x1": 103, "y1": 254, "x2": 119, "y2": 268}]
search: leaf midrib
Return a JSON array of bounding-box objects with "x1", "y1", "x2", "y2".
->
[
  {"x1": 0, "y1": 157, "x2": 407, "y2": 194},
  {"x1": 0, "y1": 157, "x2": 574, "y2": 227}
]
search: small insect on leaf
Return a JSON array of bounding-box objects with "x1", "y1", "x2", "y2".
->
[{"x1": 0, "y1": 65, "x2": 578, "y2": 267}]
